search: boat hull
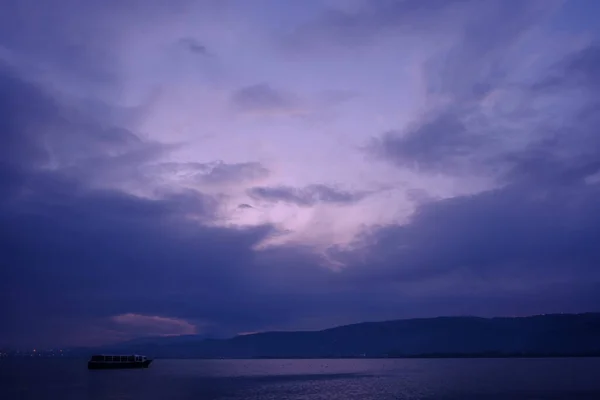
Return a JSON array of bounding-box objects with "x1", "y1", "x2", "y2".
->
[{"x1": 88, "y1": 360, "x2": 152, "y2": 370}]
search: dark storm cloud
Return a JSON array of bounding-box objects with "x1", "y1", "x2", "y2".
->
[
  {"x1": 343, "y1": 43, "x2": 600, "y2": 311},
  {"x1": 0, "y1": 62, "x2": 144, "y2": 167},
  {"x1": 0, "y1": 62, "x2": 347, "y2": 346},
  {"x1": 333, "y1": 179, "x2": 600, "y2": 320},
  {"x1": 0, "y1": 63, "x2": 242, "y2": 344},
  {"x1": 0, "y1": 60, "x2": 170, "y2": 194},
  {"x1": 0, "y1": 169, "x2": 364, "y2": 346},
  {"x1": 347, "y1": 183, "x2": 600, "y2": 280},
  {"x1": 0, "y1": 166, "x2": 278, "y2": 345},
  {"x1": 370, "y1": 113, "x2": 486, "y2": 173},
  {"x1": 365, "y1": 0, "x2": 554, "y2": 176},
  {"x1": 0, "y1": 45, "x2": 353, "y2": 347},
  {"x1": 499, "y1": 45, "x2": 600, "y2": 186},
  {"x1": 0, "y1": 63, "x2": 55, "y2": 168},
  {"x1": 534, "y1": 44, "x2": 600, "y2": 92},
  {"x1": 373, "y1": 43, "x2": 599, "y2": 183},
  {"x1": 247, "y1": 184, "x2": 367, "y2": 207}
]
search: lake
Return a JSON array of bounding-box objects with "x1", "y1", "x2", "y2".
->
[{"x1": 2, "y1": 358, "x2": 600, "y2": 399}]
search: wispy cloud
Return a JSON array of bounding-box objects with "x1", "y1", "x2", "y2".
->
[
  {"x1": 112, "y1": 313, "x2": 197, "y2": 337},
  {"x1": 248, "y1": 184, "x2": 368, "y2": 207},
  {"x1": 178, "y1": 37, "x2": 209, "y2": 56},
  {"x1": 230, "y1": 83, "x2": 305, "y2": 115},
  {"x1": 152, "y1": 161, "x2": 270, "y2": 186}
]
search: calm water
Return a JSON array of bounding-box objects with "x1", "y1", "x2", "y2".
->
[{"x1": 2, "y1": 358, "x2": 600, "y2": 399}]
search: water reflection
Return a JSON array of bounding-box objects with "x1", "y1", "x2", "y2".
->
[{"x1": 2, "y1": 358, "x2": 600, "y2": 399}]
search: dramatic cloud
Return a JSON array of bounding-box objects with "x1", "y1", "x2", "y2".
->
[
  {"x1": 352, "y1": 40, "x2": 600, "y2": 306},
  {"x1": 371, "y1": 113, "x2": 485, "y2": 174},
  {"x1": 372, "y1": 42, "x2": 600, "y2": 184},
  {"x1": 534, "y1": 44, "x2": 600, "y2": 91},
  {"x1": 345, "y1": 183, "x2": 600, "y2": 285},
  {"x1": 2, "y1": 0, "x2": 600, "y2": 348}
]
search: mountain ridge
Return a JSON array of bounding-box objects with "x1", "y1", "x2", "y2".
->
[{"x1": 79, "y1": 313, "x2": 600, "y2": 359}]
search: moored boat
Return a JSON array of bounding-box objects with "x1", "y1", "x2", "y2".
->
[{"x1": 87, "y1": 354, "x2": 153, "y2": 369}]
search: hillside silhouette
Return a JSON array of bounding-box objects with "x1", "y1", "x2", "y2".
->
[{"x1": 85, "y1": 313, "x2": 600, "y2": 359}]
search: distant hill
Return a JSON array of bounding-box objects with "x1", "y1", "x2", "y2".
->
[{"x1": 82, "y1": 313, "x2": 600, "y2": 359}]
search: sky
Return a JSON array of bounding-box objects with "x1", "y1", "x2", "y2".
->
[{"x1": 1, "y1": 0, "x2": 600, "y2": 348}]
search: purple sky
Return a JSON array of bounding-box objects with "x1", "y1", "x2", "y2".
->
[{"x1": 2, "y1": 0, "x2": 600, "y2": 348}]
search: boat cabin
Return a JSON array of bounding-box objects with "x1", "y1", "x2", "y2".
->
[
  {"x1": 90, "y1": 355, "x2": 147, "y2": 363},
  {"x1": 88, "y1": 353, "x2": 152, "y2": 369}
]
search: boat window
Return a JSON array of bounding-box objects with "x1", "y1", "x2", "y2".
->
[
  {"x1": 128, "y1": 356, "x2": 134, "y2": 361},
  {"x1": 105, "y1": 356, "x2": 112, "y2": 362},
  {"x1": 119, "y1": 356, "x2": 126, "y2": 362}
]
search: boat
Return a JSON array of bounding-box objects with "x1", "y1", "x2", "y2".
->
[{"x1": 87, "y1": 354, "x2": 153, "y2": 369}]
